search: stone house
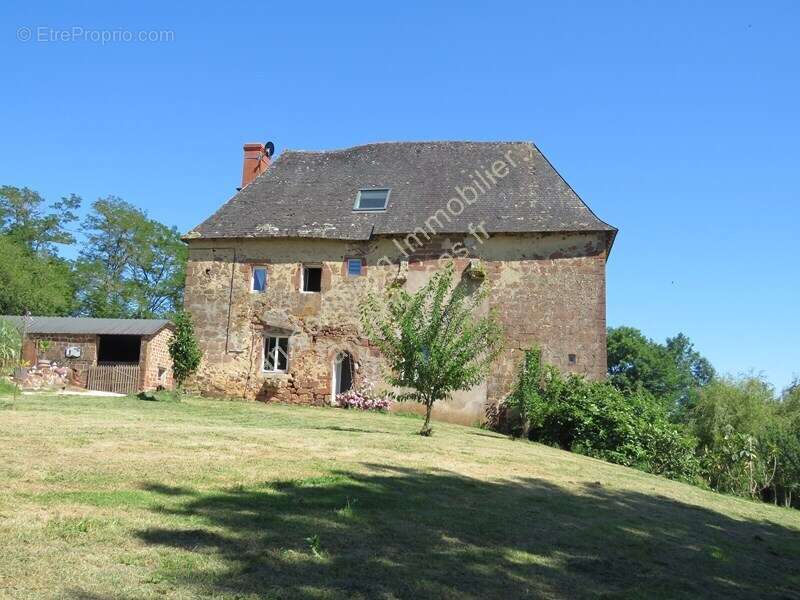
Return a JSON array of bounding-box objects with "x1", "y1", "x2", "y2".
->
[
  {"x1": 3, "y1": 316, "x2": 174, "y2": 393},
  {"x1": 183, "y1": 141, "x2": 616, "y2": 423}
]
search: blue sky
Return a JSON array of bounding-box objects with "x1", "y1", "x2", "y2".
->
[{"x1": 1, "y1": 1, "x2": 798, "y2": 390}]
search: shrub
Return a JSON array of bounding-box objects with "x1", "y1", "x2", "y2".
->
[
  {"x1": 505, "y1": 347, "x2": 699, "y2": 482},
  {"x1": 334, "y1": 389, "x2": 392, "y2": 411},
  {"x1": 168, "y1": 311, "x2": 201, "y2": 390}
]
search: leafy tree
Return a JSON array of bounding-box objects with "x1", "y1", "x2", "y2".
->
[
  {"x1": 781, "y1": 377, "x2": 800, "y2": 409},
  {"x1": 75, "y1": 197, "x2": 186, "y2": 318},
  {"x1": 666, "y1": 333, "x2": 716, "y2": 408},
  {"x1": 0, "y1": 235, "x2": 76, "y2": 315},
  {"x1": 360, "y1": 262, "x2": 503, "y2": 436},
  {"x1": 607, "y1": 326, "x2": 714, "y2": 413},
  {"x1": 691, "y1": 376, "x2": 774, "y2": 450},
  {"x1": 763, "y1": 419, "x2": 800, "y2": 507},
  {"x1": 0, "y1": 186, "x2": 80, "y2": 253},
  {"x1": 168, "y1": 311, "x2": 202, "y2": 391},
  {"x1": 690, "y1": 376, "x2": 796, "y2": 502},
  {"x1": 0, "y1": 186, "x2": 80, "y2": 315}
]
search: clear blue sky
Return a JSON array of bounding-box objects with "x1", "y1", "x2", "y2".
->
[{"x1": 2, "y1": 1, "x2": 798, "y2": 391}]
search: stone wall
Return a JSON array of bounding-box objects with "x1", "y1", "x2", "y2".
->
[
  {"x1": 140, "y1": 327, "x2": 174, "y2": 391},
  {"x1": 25, "y1": 333, "x2": 98, "y2": 386},
  {"x1": 184, "y1": 232, "x2": 609, "y2": 423}
]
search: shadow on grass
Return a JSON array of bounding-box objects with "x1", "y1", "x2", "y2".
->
[
  {"x1": 306, "y1": 425, "x2": 393, "y2": 434},
  {"x1": 139, "y1": 482, "x2": 197, "y2": 496},
  {"x1": 126, "y1": 464, "x2": 798, "y2": 599}
]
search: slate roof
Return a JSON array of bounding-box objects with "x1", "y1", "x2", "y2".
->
[
  {"x1": 187, "y1": 141, "x2": 616, "y2": 242},
  {"x1": 0, "y1": 316, "x2": 171, "y2": 336}
]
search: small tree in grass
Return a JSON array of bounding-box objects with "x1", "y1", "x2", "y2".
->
[
  {"x1": 168, "y1": 311, "x2": 201, "y2": 392},
  {"x1": 360, "y1": 262, "x2": 503, "y2": 436}
]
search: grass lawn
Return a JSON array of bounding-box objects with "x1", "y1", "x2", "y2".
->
[{"x1": 0, "y1": 394, "x2": 799, "y2": 599}]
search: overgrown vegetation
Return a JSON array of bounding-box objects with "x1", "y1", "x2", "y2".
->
[
  {"x1": 506, "y1": 347, "x2": 699, "y2": 482},
  {"x1": 168, "y1": 311, "x2": 201, "y2": 391},
  {"x1": 507, "y1": 329, "x2": 800, "y2": 509},
  {"x1": 692, "y1": 376, "x2": 800, "y2": 507},
  {"x1": 360, "y1": 262, "x2": 503, "y2": 435}
]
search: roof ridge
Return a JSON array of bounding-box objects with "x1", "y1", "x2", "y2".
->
[
  {"x1": 1, "y1": 315, "x2": 169, "y2": 321},
  {"x1": 280, "y1": 140, "x2": 534, "y2": 156}
]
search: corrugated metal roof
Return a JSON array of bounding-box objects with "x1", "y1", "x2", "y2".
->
[{"x1": 0, "y1": 316, "x2": 171, "y2": 336}]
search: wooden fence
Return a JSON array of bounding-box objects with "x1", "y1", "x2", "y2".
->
[{"x1": 87, "y1": 363, "x2": 140, "y2": 395}]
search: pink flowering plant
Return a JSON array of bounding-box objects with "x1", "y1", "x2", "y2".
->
[{"x1": 333, "y1": 381, "x2": 392, "y2": 411}]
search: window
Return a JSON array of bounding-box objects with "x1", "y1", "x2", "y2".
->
[
  {"x1": 264, "y1": 336, "x2": 289, "y2": 372},
  {"x1": 568, "y1": 353, "x2": 577, "y2": 365},
  {"x1": 251, "y1": 266, "x2": 267, "y2": 292},
  {"x1": 346, "y1": 258, "x2": 363, "y2": 277},
  {"x1": 302, "y1": 266, "x2": 322, "y2": 292},
  {"x1": 354, "y1": 188, "x2": 390, "y2": 211}
]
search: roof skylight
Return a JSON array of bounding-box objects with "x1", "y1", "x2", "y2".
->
[{"x1": 354, "y1": 188, "x2": 390, "y2": 211}]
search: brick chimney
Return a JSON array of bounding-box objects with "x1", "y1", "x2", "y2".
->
[{"x1": 240, "y1": 142, "x2": 272, "y2": 188}]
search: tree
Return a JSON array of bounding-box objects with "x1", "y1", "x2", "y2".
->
[
  {"x1": 691, "y1": 376, "x2": 779, "y2": 499},
  {"x1": 168, "y1": 311, "x2": 201, "y2": 391},
  {"x1": 0, "y1": 186, "x2": 80, "y2": 315},
  {"x1": 666, "y1": 333, "x2": 716, "y2": 408},
  {"x1": 0, "y1": 235, "x2": 76, "y2": 315},
  {"x1": 0, "y1": 186, "x2": 80, "y2": 253},
  {"x1": 360, "y1": 262, "x2": 503, "y2": 435},
  {"x1": 607, "y1": 326, "x2": 714, "y2": 413},
  {"x1": 75, "y1": 197, "x2": 187, "y2": 318},
  {"x1": 691, "y1": 376, "x2": 774, "y2": 449}
]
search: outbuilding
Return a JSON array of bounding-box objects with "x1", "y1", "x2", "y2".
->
[{"x1": 2, "y1": 316, "x2": 174, "y2": 394}]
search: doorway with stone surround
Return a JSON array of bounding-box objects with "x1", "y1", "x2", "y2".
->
[{"x1": 331, "y1": 351, "x2": 355, "y2": 402}]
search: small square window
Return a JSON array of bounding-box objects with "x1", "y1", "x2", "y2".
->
[
  {"x1": 302, "y1": 266, "x2": 322, "y2": 292},
  {"x1": 251, "y1": 266, "x2": 267, "y2": 292},
  {"x1": 346, "y1": 258, "x2": 363, "y2": 277},
  {"x1": 568, "y1": 353, "x2": 577, "y2": 365},
  {"x1": 354, "y1": 188, "x2": 390, "y2": 211},
  {"x1": 264, "y1": 336, "x2": 289, "y2": 372}
]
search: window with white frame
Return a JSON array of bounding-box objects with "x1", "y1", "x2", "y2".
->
[
  {"x1": 346, "y1": 258, "x2": 363, "y2": 277},
  {"x1": 263, "y1": 336, "x2": 289, "y2": 372},
  {"x1": 353, "y1": 188, "x2": 390, "y2": 211},
  {"x1": 251, "y1": 266, "x2": 268, "y2": 292}
]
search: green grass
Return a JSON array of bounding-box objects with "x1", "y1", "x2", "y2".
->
[
  {"x1": 0, "y1": 393, "x2": 799, "y2": 599},
  {"x1": 0, "y1": 377, "x2": 18, "y2": 398}
]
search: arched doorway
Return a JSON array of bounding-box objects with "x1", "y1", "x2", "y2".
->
[{"x1": 331, "y1": 351, "x2": 355, "y2": 400}]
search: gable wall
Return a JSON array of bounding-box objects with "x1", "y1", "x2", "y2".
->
[
  {"x1": 183, "y1": 232, "x2": 608, "y2": 424},
  {"x1": 139, "y1": 327, "x2": 175, "y2": 391}
]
